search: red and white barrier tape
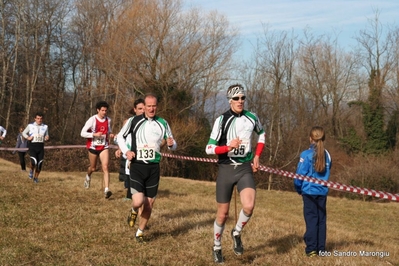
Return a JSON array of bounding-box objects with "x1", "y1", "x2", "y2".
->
[
  {"x1": 0, "y1": 145, "x2": 86, "y2": 151},
  {"x1": 256, "y1": 164, "x2": 399, "y2": 202},
  {"x1": 1, "y1": 145, "x2": 398, "y2": 202},
  {"x1": 0, "y1": 145, "x2": 115, "y2": 151},
  {"x1": 162, "y1": 153, "x2": 399, "y2": 202}
]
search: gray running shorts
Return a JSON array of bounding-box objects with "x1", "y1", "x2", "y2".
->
[{"x1": 216, "y1": 162, "x2": 255, "y2": 203}]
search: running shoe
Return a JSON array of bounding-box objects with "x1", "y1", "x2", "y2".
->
[
  {"x1": 306, "y1": 251, "x2": 317, "y2": 257},
  {"x1": 28, "y1": 170, "x2": 33, "y2": 179},
  {"x1": 84, "y1": 175, "x2": 90, "y2": 189},
  {"x1": 104, "y1": 190, "x2": 112, "y2": 199},
  {"x1": 33, "y1": 178, "x2": 39, "y2": 183},
  {"x1": 231, "y1": 229, "x2": 243, "y2": 255},
  {"x1": 127, "y1": 209, "x2": 138, "y2": 227},
  {"x1": 135, "y1": 233, "x2": 145, "y2": 243},
  {"x1": 212, "y1": 247, "x2": 224, "y2": 263}
]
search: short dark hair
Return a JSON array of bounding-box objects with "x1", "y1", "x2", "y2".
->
[
  {"x1": 134, "y1": 98, "x2": 144, "y2": 108},
  {"x1": 129, "y1": 98, "x2": 144, "y2": 115},
  {"x1": 35, "y1": 112, "x2": 44, "y2": 118},
  {"x1": 96, "y1": 101, "x2": 109, "y2": 110}
]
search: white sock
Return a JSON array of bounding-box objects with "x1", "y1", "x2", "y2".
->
[
  {"x1": 234, "y1": 209, "x2": 251, "y2": 234},
  {"x1": 136, "y1": 228, "x2": 144, "y2": 237},
  {"x1": 213, "y1": 245, "x2": 222, "y2": 251},
  {"x1": 104, "y1": 187, "x2": 109, "y2": 193},
  {"x1": 86, "y1": 174, "x2": 90, "y2": 181},
  {"x1": 213, "y1": 220, "x2": 225, "y2": 247}
]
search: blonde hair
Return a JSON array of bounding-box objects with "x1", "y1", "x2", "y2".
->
[{"x1": 310, "y1": 126, "x2": 326, "y2": 173}]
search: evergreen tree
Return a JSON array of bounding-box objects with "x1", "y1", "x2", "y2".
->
[
  {"x1": 345, "y1": 69, "x2": 389, "y2": 154},
  {"x1": 386, "y1": 110, "x2": 398, "y2": 150}
]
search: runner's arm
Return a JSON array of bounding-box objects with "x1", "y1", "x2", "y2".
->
[
  {"x1": 117, "y1": 117, "x2": 132, "y2": 155},
  {"x1": 80, "y1": 117, "x2": 95, "y2": 138}
]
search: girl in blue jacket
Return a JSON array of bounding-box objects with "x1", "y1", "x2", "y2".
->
[{"x1": 294, "y1": 126, "x2": 332, "y2": 257}]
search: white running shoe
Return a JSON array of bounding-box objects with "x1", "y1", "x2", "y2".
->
[{"x1": 84, "y1": 175, "x2": 90, "y2": 189}]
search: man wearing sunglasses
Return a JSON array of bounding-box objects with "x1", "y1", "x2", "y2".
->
[{"x1": 206, "y1": 84, "x2": 266, "y2": 263}]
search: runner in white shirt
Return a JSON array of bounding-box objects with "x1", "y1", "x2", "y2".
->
[
  {"x1": 117, "y1": 93, "x2": 177, "y2": 243},
  {"x1": 22, "y1": 112, "x2": 49, "y2": 183},
  {"x1": 205, "y1": 84, "x2": 266, "y2": 263},
  {"x1": 0, "y1": 125, "x2": 6, "y2": 144},
  {"x1": 115, "y1": 98, "x2": 145, "y2": 200}
]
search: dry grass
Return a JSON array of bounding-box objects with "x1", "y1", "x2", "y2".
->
[{"x1": 0, "y1": 158, "x2": 398, "y2": 266}]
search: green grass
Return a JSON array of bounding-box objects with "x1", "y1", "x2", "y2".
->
[{"x1": 0, "y1": 158, "x2": 398, "y2": 265}]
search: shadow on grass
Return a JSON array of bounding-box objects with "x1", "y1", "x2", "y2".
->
[
  {"x1": 327, "y1": 239, "x2": 375, "y2": 250},
  {"x1": 249, "y1": 234, "x2": 303, "y2": 256},
  {"x1": 213, "y1": 234, "x2": 304, "y2": 264},
  {"x1": 158, "y1": 189, "x2": 188, "y2": 198},
  {"x1": 268, "y1": 234, "x2": 303, "y2": 254},
  {"x1": 148, "y1": 208, "x2": 215, "y2": 240}
]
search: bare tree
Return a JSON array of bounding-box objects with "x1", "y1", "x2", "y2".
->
[
  {"x1": 96, "y1": 0, "x2": 238, "y2": 129},
  {"x1": 242, "y1": 27, "x2": 299, "y2": 190},
  {"x1": 352, "y1": 10, "x2": 397, "y2": 152},
  {"x1": 70, "y1": 0, "x2": 123, "y2": 119},
  {"x1": 0, "y1": 0, "x2": 21, "y2": 129},
  {"x1": 298, "y1": 31, "x2": 359, "y2": 138}
]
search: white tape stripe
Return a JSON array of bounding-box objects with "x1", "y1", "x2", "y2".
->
[{"x1": 1, "y1": 145, "x2": 398, "y2": 201}]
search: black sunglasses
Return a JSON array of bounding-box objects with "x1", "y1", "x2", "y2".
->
[{"x1": 232, "y1": 96, "x2": 246, "y2": 101}]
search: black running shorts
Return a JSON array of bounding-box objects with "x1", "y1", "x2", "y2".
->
[{"x1": 129, "y1": 162, "x2": 160, "y2": 198}]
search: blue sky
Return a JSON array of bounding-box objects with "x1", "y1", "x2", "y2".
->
[{"x1": 184, "y1": 0, "x2": 399, "y2": 59}]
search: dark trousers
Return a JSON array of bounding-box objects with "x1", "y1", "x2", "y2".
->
[
  {"x1": 302, "y1": 194, "x2": 327, "y2": 253},
  {"x1": 28, "y1": 143, "x2": 45, "y2": 171},
  {"x1": 18, "y1": 152, "x2": 26, "y2": 170}
]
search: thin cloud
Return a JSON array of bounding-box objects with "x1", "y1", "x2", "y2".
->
[
  {"x1": 186, "y1": 0, "x2": 398, "y2": 35},
  {"x1": 184, "y1": 0, "x2": 399, "y2": 56}
]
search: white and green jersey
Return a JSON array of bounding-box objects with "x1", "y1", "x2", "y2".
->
[
  {"x1": 206, "y1": 109, "x2": 265, "y2": 164},
  {"x1": 117, "y1": 114, "x2": 176, "y2": 164}
]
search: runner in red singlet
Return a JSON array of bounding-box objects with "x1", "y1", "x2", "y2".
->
[{"x1": 81, "y1": 101, "x2": 115, "y2": 199}]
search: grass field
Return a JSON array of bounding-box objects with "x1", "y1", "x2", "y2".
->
[{"x1": 0, "y1": 158, "x2": 398, "y2": 266}]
